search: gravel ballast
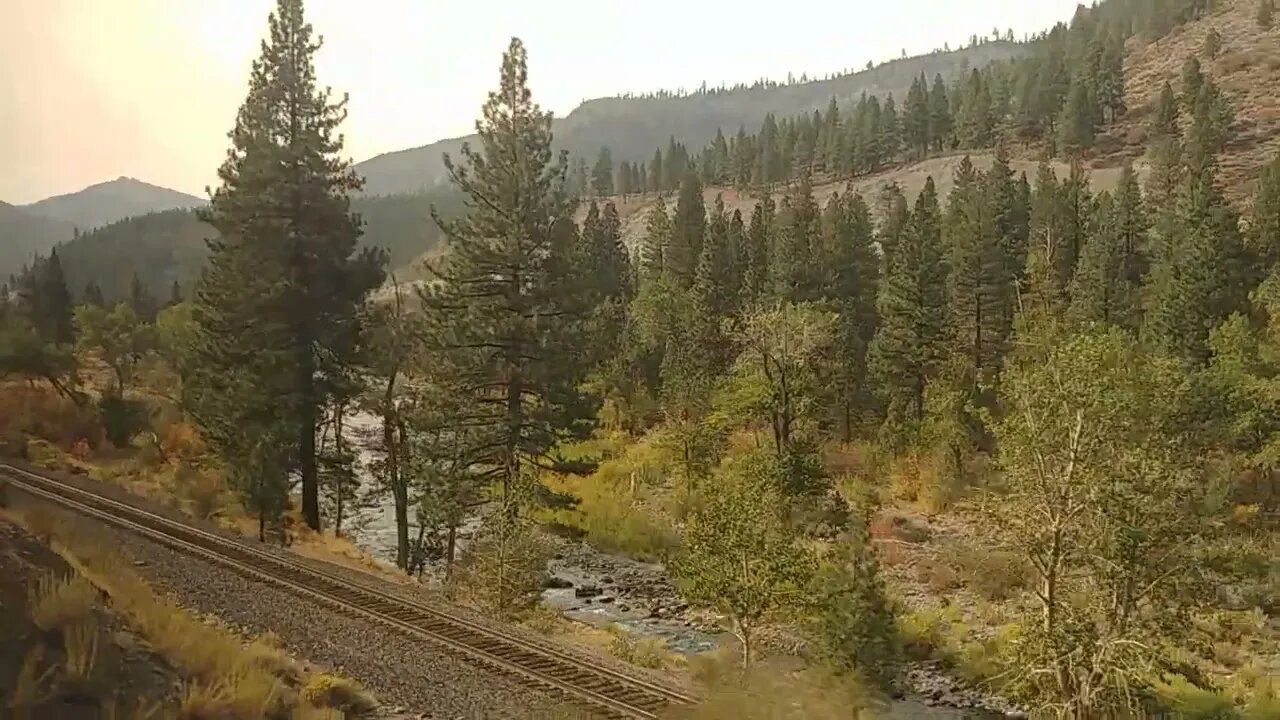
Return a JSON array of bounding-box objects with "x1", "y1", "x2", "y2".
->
[
  {"x1": 2, "y1": 470, "x2": 572, "y2": 720},
  {"x1": 99, "y1": 520, "x2": 560, "y2": 719}
]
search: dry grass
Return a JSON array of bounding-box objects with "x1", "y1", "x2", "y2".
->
[
  {"x1": 1114, "y1": 0, "x2": 1280, "y2": 202},
  {"x1": 3, "y1": 503, "x2": 381, "y2": 720},
  {"x1": 606, "y1": 625, "x2": 669, "y2": 670},
  {"x1": 62, "y1": 622, "x2": 101, "y2": 682},
  {"x1": 299, "y1": 673, "x2": 377, "y2": 715},
  {"x1": 27, "y1": 570, "x2": 97, "y2": 632},
  {"x1": 669, "y1": 651, "x2": 880, "y2": 720}
]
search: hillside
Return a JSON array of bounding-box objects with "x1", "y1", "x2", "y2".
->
[
  {"x1": 1108, "y1": 0, "x2": 1280, "y2": 200},
  {"x1": 19, "y1": 177, "x2": 205, "y2": 232},
  {"x1": 603, "y1": 153, "x2": 1137, "y2": 253},
  {"x1": 54, "y1": 188, "x2": 464, "y2": 303},
  {"x1": 0, "y1": 201, "x2": 76, "y2": 280},
  {"x1": 354, "y1": 42, "x2": 1026, "y2": 196}
]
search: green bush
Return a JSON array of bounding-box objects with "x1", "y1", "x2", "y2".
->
[{"x1": 98, "y1": 394, "x2": 148, "y2": 448}]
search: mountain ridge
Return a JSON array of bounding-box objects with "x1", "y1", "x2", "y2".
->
[
  {"x1": 352, "y1": 41, "x2": 1027, "y2": 196},
  {"x1": 18, "y1": 176, "x2": 205, "y2": 233}
]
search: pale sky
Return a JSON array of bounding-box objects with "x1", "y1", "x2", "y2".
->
[{"x1": 0, "y1": 0, "x2": 1085, "y2": 204}]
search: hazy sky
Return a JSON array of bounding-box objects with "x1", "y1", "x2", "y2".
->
[{"x1": 0, "y1": 0, "x2": 1085, "y2": 204}]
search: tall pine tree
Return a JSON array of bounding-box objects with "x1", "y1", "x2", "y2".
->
[
  {"x1": 189, "y1": 0, "x2": 386, "y2": 532},
  {"x1": 423, "y1": 38, "x2": 596, "y2": 509}
]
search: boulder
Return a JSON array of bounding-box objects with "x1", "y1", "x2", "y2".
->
[{"x1": 574, "y1": 584, "x2": 601, "y2": 598}]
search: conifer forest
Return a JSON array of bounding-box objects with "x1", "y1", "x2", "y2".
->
[{"x1": 3, "y1": 0, "x2": 1280, "y2": 718}]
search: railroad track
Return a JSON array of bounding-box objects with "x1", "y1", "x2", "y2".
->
[{"x1": 0, "y1": 463, "x2": 697, "y2": 719}]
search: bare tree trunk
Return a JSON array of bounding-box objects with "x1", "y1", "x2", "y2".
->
[
  {"x1": 334, "y1": 410, "x2": 345, "y2": 538},
  {"x1": 734, "y1": 617, "x2": 754, "y2": 671},
  {"x1": 446, "y1": 524, "x2": 457, "y2": 582}
]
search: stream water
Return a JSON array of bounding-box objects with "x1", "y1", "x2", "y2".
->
[{"x1": 341, "y1": 412, "x2": 1012, "y2": 719}]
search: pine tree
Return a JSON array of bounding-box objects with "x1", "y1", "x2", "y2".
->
[
  {"x1": 189, "y1": 0, "x2": 386, "y2": 533},
  {"x1": 592, "y1": 146, "x2": 614, "y2": 197},
  {"x1": 1028, "y1": 163, "x2": 1069, "y2": 314},
  {"x1": 20, "y1": 249, "x2": 75, "y2": 345},
  {"x1": 1151, "y1": 82, "x2": 1181, "y2": 140},
  {"x1": 569, "y1": 156, "x2": 589, "y2": 197},
  {"x1": 665, "y1": 137, "x2": 688, "y2": 191},
  {"x1": 905, "y1": 74, "x2": 931, "y2": 159},
  {"x1": 929, "y1": 74, "x2": 953, "y2": 152},
  {"x1": 581, "y1": 201, "x2": 632, "y2": 304},
  {"x1": 641, "y1": 199, "x2": 671, "y2": 280},
  {"x1": 741, "y1": 196, "x2": 775, "y2": 306},
  {"x1": 1202, "y1": 27, "x2": 1222, "y2": 60},
  {"x1": 875, "y1": 183, "x2": 911, "y2": 274},
  {"x1": 668, "y1": 171, "x2": 706, "y2": 286},
  {"x1": 129, "y1": 273, "x2": 157, "y2": 321},
  {"x1": 773, "y1": 179, "x2": 822, "y2": 302},
  {"x1": 733, "y1": 127, "x2": 754, "y2": 190},
  {"x1": 1068, "y1": 189, "x2": 1144, "y2": 331},
  {"x1": 946, "y1": 156, "x2": 1010, "y2": 388},
  {"x1": 1250, "y1": 156, "x2": 1280, "y2": 271},
  {"x1": 637, "y1": 161, "x2": 648, "y2": 195},
  {"x1": 1057, "y1": 77, "x2": 1097, "y2": 153},
  {"x1": 167, "y1": 280, "x2": 183, "y2": 308},
  {"x1": 957, "y1": 69, "x2": 993, "y2": 149},
  {"x1": 616, "y1": 160, "x2": 632, "y2": 199},
  {"x1": 712, "y1": 128, "x2": 731, "y2": 184},
  {"x1": 869, "y1": 177, "x2": 948, "y2": 430},
  {"x1": 1145, "y1": 118, "x2": 1249, "y2": 365},
  {"x1": 1058, "y1": 161, "x2": 1093, "y2": 296},
  {"x1": 828, "y1": 192, "x2": 879, "y2": 441},
  {"x1": 758, "y1": 114, "x2": 784, "y2": 186},
  {"x1": 83, "y1": 281, "x2": 105, "y2": 308},
  {"x1": 650, "y1": 148, "x2": 664, "y2": 193},
  {"x1": 880, "y1": 94, "x2": 902, "y2": 165},
  {"x1": 423, "y1": 37, "x2": 596, "y2": 514}
]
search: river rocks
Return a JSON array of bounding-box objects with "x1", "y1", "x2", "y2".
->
[
  {"x1": 597, "y1": 596, "x2": 614, "y2": 604},
  {"x1": 904, "y1": 663, "x2": 1021, "y2": 717},
  {"x1": 542, "y1": 576, "x2": 573, "y2": 589},
  {"x1": 573, "y1": 584, "x2": 601, "y2": 598}
]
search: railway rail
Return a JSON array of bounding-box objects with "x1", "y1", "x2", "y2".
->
[{"x1": 0, "y1": 462, "x2": 697, "y2": 719}]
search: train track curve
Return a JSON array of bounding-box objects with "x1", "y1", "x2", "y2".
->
[{"x1": 0, "y1": 463, "x2": 697, "y2": 719}]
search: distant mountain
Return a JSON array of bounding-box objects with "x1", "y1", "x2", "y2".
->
[
  {"x1": 19, "y1": 177, "x2": 205, "y2": 232},
  {"x1": 354, "y1": 42, "x2": 1026, "y2": 196},
  {"x1": 55, "y1": 187, "x2": 463, "y2": 305},
  {"x1": 0, "y1": 201, "x2": 77, "y2": 280}
]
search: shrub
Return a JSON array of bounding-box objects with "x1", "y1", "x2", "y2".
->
[
  {"x1": 174, "y1": 463, "x2": 229, "y2": 520},
  {"x1": 300, "y1": 674, "x2": 377, "y2": 715},
  {"x1": 28, "y1": 571, "x2": 98, "y2": 633},
  {"x1": 676, "y1": 656, "x2": 877, "y2": 720},
  {"x1": 606, "y1": 625, "x2": 668, "y2": 669},
  {"x1": 0, "y1": 430, "x2": 28, "y2": 458},
  {"x1": 225, "y1": 664, "x2": 287, "y2": 719},
  {"x1": 0, "y1": 383, "x2": 101, "y2": 449},
  {"x1": 98, "y1": 394, "x2": 148, "y2": 449},
  {"x1": 950, "y1": 544, "x2": 1029, "y2": 601}
]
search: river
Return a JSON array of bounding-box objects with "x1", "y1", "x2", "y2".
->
[{"x1": 341, "y1": 412, "x2": 1013, "y2": 719}]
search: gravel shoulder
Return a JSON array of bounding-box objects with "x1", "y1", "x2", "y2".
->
[{"x1": 2, "y1": 467, "x2": 576, "y2": 719}]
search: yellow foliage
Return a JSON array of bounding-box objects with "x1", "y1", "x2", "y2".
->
[
  {"x1": 300, "y1": 673, "x2": 377, "y2": 714},
  {"x1": 540, "y1": 436, "x2": 680, "y2": 560}
]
